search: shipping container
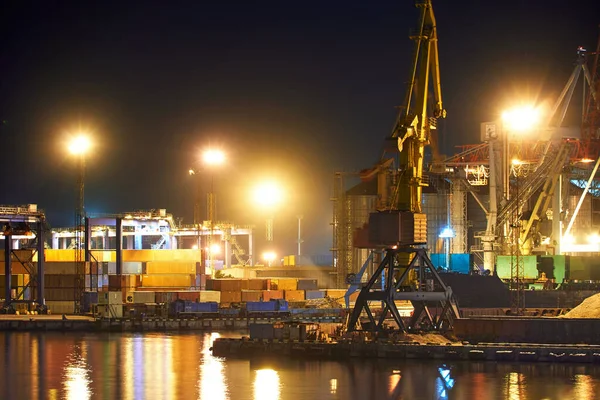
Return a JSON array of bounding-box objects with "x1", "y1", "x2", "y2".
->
[
  {"x1": 146, "y1": 261, "x2": 196, "y2": 274},
  {"x1": 326, "y1": 289, "x2": 346, "y2": 299},
  {"x1": 140, "y1": 274, "x2": 193, "y2": 288},
  {"x1": 211, "y1": 279, "x2": 248, "y2": 292},
  {"x1": 131, "y1": 291, "x2": 156, "y2": 304},
  {"x1": 220, "y1": 290, "x2": 242, "y2": 303},
  {"x1": 198, "y1": 290, "x2": 221, "y2": 303},
  {"x1": 44, "y1": 288, "x2": 75, "y2": 301},
  {"x1": 284, "y1": 290, "x2": 305, "y2": 301},
  {"x1": 169, "y1": 300, "x2": 218, "y2": 315},
  {"x1": 107, "y1": 262, "x2": 143, "y2": 275},
  {"x1": 95, "y1": 304, "x2": 123, "y2": 318},
  {"x1": 155, "y1": 292, "x2": 177, "y2": 304},
  {"x1": 0, "y1": 262, "x2": 30, "y2": 275},
  {"x1": 82, "y1": 291, "x2": 99, "y2": 312},
  {"x1": 176, "y1": 291, "x2": 201, "y2": 301},
  {"x1": 305, "y1": 290, "x2": 325, "y2": 300},
  {"x1": 44, "y1": 274, "x2": 78, "y2": 288},
  {"x1": 241, "y1": 290, "x2": 263, "y2": 302},
  {"x1": 297, "y1": 279, "x2": 318, "y2": 291},
  {"x1": 262, "y1": 290, "x2": 284, "y2": 301},
  {"x1": 275, "y1": 278, "x2": 298, "y2": 291},
  {"x1": 122, "y1": 249, "x2": 202, "y2": 262},
  {"x1": 247, "y1": 279, "x2": 268, "y2": 290},
  {"x1": 246, "y1": 299, "x2": 289, "y2": 312},
  {"x1": 46, "y1": 300, "x2": 76, "y2": 315},
  {"x1": 98, "y1": 291, "x2": 123, "y2": 305}
]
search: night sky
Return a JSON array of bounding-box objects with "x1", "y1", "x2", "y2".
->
[{"x1": 1, "y1": 1, "x2": 598, "y2": 256}]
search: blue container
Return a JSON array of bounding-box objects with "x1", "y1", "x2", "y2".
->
[
  {"x1": 305, "y1": 290, "x2": 325, "y2": 300},
  {"x1": 247, "y1": 301, "x2": 277, "y2": 312},
  {"x1": 82, "y1": 291, "x2": 99, "y2": 313},
  {"x1": 277, "y1": 299, "x2": 289, "y2": 312},
  {"x1": 297, "y1": 279, "x2": 318, "y2": 290},
  {"x1": 219, "y1": 308, "x2": 241, "y2": 317},
  {"x1": 190, "y1": 302, "x2": 218, "y2": 313}
]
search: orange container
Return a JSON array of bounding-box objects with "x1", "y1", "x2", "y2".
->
[
  {"x1": 220, "y1": 290, "x2": 242, "y2": 303},
  {"x1": 284, "y1": 290, "x2": 305, "y2": 301},
  {"x1": 241, "y1": 290, "x2": 263, "y2": 302},
  {"x1": 262, "y1": 290, "x2": 284, "y2": 301},
  {"x1": 247, "y1": 279, "x2": 267, "y2": 290}
]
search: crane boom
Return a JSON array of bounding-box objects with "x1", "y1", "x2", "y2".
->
[
  {"x1": 346, "y1": 1, "x2": 460, "y2": 335},
  {"x1": 390, "y1": 0, "x2": 446, "y2": 213}
]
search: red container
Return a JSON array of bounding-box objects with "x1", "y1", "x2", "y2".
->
[{"x1": 176, "y1": 291, "x2": 200, "y2": 301}]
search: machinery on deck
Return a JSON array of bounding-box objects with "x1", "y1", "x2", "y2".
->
[{"x1": 346, "y1": 0, "x2": 460, "y2": 334}]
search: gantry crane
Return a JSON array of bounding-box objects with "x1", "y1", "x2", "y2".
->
[{"x1": 347, "y1": 0, "x2": 460, "y2": 334}]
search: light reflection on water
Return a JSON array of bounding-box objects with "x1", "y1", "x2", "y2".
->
[
  {"x1": 254, "y1": 369, "x2": 281, "y2": 400},
  {"x1": 199, "y1": 332, "x2": 228, "y2": 400},
  {"x1": 63, "y1": 344, "x2": 92, "y2": 400},
  {"x1": 1, "y1": 332, "x2": 600, "y2": 399}
]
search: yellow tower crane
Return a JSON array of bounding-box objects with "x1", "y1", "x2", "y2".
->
[{"x1": 346, "y1": 0, "x2": 460, "y2": 334}]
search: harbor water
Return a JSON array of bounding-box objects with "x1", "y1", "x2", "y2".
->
[{"x1": 1, "y1": 331, "x2": 600, "y2": 399}]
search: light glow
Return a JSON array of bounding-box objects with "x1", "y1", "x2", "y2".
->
[
  {"x1": 68, "y1": 135, "x2": 92, "y2": 155},
  {"x1": 253, "y1": 182, "x2": 283, "y2": 208},
  {"x1": 209, "y1": 243, "x2": 221, "y2": 255},
  {"x1": 588, "y1": 234, "x2": 600, "y2": 244},
  {"x1": 202, "y1": 149, "x2": 226, "y2": 166},
  {"x1": 254, "y1": 369, "x2": 280, "y2": 400},
  {"x1": 562, "y1": 234, "x2": 575, "y2": 244},
  {"x1": 502, "y1": 106, "x2": 540, "y2": 132},
  {"x1": 439, "y1": 227, "x2": 455, "y2": 238},
  {"x1": 263, "y1": 251, "x2": 276, "y2": 263}
]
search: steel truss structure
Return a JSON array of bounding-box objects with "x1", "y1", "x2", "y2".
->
[
  {"x1": 1, "y1": 205, "x2": 47, "y2": 313},
  {"x1": 347, "y1": 246, "x2": 460, "y2": 333}
]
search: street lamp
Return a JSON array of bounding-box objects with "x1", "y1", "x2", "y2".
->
[
  {"x1": 68, "y1": 134, "x2": 92, "y2": 240},
  {"x1": 253, "y1": 181, "x2": 283, "y2": 242},
  {"x1": 501, "y1": 105, "x2": 541, "y2": 201},
  {"x1": 202, "y1": 149, "x2": 225, "y2": 275},
  {"x1": 263, "y1": 251, "x2": 276, "y2": 267},
  {"x1": 67, "y1": 133, "x2": 91, "y2": 308},
  {"x1": 439, "y1": 227, "x2": 455, "y2": 271}
]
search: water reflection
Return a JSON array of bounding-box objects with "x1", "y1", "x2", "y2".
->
[
  {"x1": 199, "y1": 332, "x2": 228, "y2": 400},
  {"x1": 504, "y1": 372, "x2": 526, "y2": 400},
  {"x1": 574, "y1": 374, "x2": 595, "y2": 399},
  {"x1": 63, "y1": 345, "x2": 92, "y2": 400},
  {"x1": 254, "y1": 369, "x2": 281, "y2": 400},
  {"x1": 3, "y1": 332, "x2": 600, "y2": 399}
]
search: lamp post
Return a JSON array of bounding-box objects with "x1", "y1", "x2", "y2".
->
[
  {"x1": 68, "y1": 134, "x2": 91, "y2": 247},
  {"x1": 253, "y1": 181, "x2": 283, "y2": 240},
  {"x1": 202, "y1": 149, "x2": 225, "y2": 275},
  {"x1": 253, "y1": 181, "x2": 283, "y2": 267},
  {"x1": 188, "y1": 168, "x2": 202, "y2": 251},
  {"x1": 68, "y1": 133, "x2": 91, "y2": 312},
  {"x1": 439, "y1": 227, "x2": 455, "y2": 271}
]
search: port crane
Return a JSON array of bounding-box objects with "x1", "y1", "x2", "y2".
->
[{"x1": 346, "y1": 0, "x2": 460, "y2": 334}]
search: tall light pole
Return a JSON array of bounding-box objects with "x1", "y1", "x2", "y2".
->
[
  {"x1": 188, "y1": 168, "x2": 201, "y2": 250},
  {"x1": 500, "y1": 105, "x2": 540, "y2": 316},
  {"x1": 202, "y1": 149, "x2": 225, "y2": 275},
  {"x1": 297, "y1": 215, "x2": 303, "y2": 256},
  {"x1": 253, "y1": 181, "x2": 283, "y2": 265},
  {"x1": 68, "y1": 135, "x2": 91, "y2": 247},
  {"x1": 68, "y1": 133, "x2": 91, "y2": 313}
]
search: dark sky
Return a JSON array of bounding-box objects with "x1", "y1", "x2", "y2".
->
[{"x1": 1, "y1": 1, "x2": 598, "y2": 256}]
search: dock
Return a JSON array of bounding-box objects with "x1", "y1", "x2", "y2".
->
[
  {"x1": 0, "y1": 314, "x2": 342, "y2": 332},
  {"x1": 211, "y1": 337, "x2": 600, "y2": 364}
]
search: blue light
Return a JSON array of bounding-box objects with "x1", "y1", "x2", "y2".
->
[{"x1": 439, "y1": 227, "x2": 455, "y2": 239}]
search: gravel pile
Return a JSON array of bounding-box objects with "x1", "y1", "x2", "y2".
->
[{"x1": 561, "y1": 293, "x2": 600, "y2": 318}]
